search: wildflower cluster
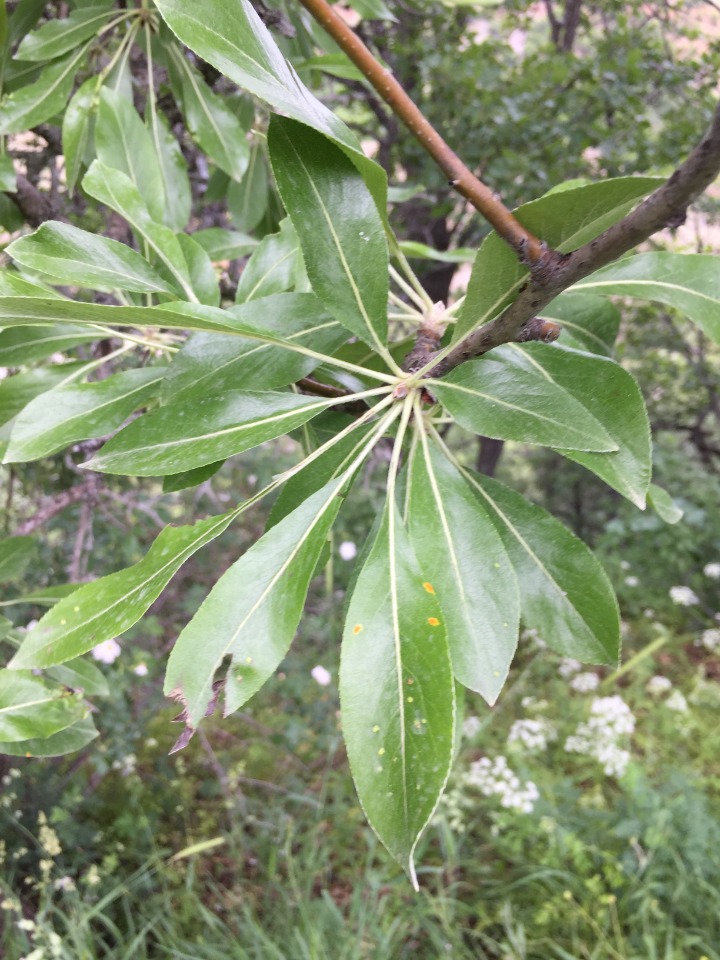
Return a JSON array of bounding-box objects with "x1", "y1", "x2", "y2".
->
[
  {"x1": 570, "y1": 672, "x2": 600, "y2": 693},
  {"x1": 466, "y1": 756, "x2": 540, "y2": 813},
  {"x1": 565, "y1": 695, "x2": 636, "y2": 777},
  {"x1": 669, "y1": 585, "x2": 700, "y2": 607},
  {"x1": 507, "y1": 718, "x2": 557, "y2": 752}
]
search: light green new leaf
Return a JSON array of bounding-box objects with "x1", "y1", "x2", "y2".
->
[
  {"x1": 161, "y1": 293, "x2": 347, "y2": 403},
  {"x1": 16, "y1": 5, "x2": 114, "y2": 61},
  {"x1": 62, "y1": 76, "x2": 97, "y2": 193},
  {"x1": 0, "y1": 323, "x2": 96, "y2": 367},
  {"x1": 466, "y1": 471, "x2": 620, "y2": 663},
  {"x1": 0, "y1": 272, "x2": 62, "y2": 298},
  {"x1": 226, "y1": 142, "x2": 268, "y2": 233},
  {"x1": 95, "y1": 87, "x2": 166, "y2": 223},
  {"x1": 429, "y1": 346, "x2": 618, "y2": 451},
  {"x1": 570, "y1": 252, "x2": 720, "y2": 346},
  {"x1": 153, "y1": 0, "x2": 386, "y2": 207},
  {"x1": 169, "y1": 48, "x2": 250, "y2": 181},
  {"x1": 648, "y1": 483, "x2": 683, "y2": 525},
  {"x1": 46, "y1": 658, "x2": 110, "y2": 697},
  {"x1": 86, "y1": 390, "x2": 337, "y2": 476},
  {"x1": 268, "y1": 116, "x2": 388, "y2": 351},
  {"x1": 407, "y1": 439, "x2": 518, "y2": 703},
  {"x1": 0, "y1": 670, "x2": 87, "y2": 743},
  {"x1": 176, "y1": 232, "x2": 220, "y2": 306},
  {"x1": 192, "y1": 228, "x2": 257, "y2": 261},
  {"x1": 0, "y1": 363, "x2": 87, "y2": 428},
  {"x1": 9, "y1": 510, "x2": 238, "y2": 670},
  {"x1": 5, "y1": 368, "x2": 165, "y2": 463},
  {"x1": 0, "y1": 44, "x2": 89, "y2": 133},
  {"x1": 235, "y1": 218, "x2": 298, "y2": 303},
  {"x1": 165, "y1": 476, "x2": 347, "y2": 729},
  {"x1": 538, "y1": 293, "x2": 620, "y2": 356},
  {"x1": 453, "y1": 177, "x2": 662, "y2": 343},
  {"x1": 7, "y1": 221, "x2": 178, "y2": 294},
  {"x1": 0, "y1": 715, "x2": 98, "y2": 758},
  {"x1": 0, "y1": 536, "x2": 36, "y2": 584},
  {"x1": 340, "y1": 500, "x2": 455, "y2": 888}
]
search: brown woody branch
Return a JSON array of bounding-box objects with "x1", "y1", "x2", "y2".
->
[
  {"x1": 296, "y1": 0, "x2": 549, "y2": 265},
  {"x1": 431, "y1": 100, "x2": 720, "y2": 375},
  {"x1": 13, "y1": 480, "x2": 100, "y2": 537}
]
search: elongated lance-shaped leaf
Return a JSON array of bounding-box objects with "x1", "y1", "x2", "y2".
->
[
  {"x1": 340, "y1": 499, "x2": 455, "y2": 888},
  {"x1": 46, "y1": 658, "x2": 109, "y2": 698},
  {"x1": 429, "y1": 345, "x2": 619, "y2": 452},
  {"x1": 268, "y1": 115, "x2": 389, "y2": 353},
  {"x1": 407, "y1": 433, "x2": 519, "y2": 703},
  {"x1": 0, "y1": 324, "x2": 98, "y2": 366},
  {"x1": 0, "y1": 670, "x2": 88, "y2": 743},
  {"x1": 463, "y1": 469, "x2": 620, "y2": 664},
  {"x1": 161, "y1": 293, "x2": 346, "y2": 403},
  {"x1": 452, "y1": 177, "x2": 662, "y2": 345},
  {"x1": 61, "y1": 76, "x2": 97, "y2": 193},
  {"x1": 16, "y1": 5, "x2": 115, "y2": 61},
  {"x1": 9, "y1": 510, "x2": 239, "y2": 670},
  {"x1": 86, "y1": 390, "x2": 344, "y2": 476},
  {"x1": 148, "y1": 108, "x2": 192, "y2": 233},
  {"x1": 153, "y1": 0, "x2": 386, "y2": 209},
  {"x1": 0, "y1": 363, "x2": 87, "y2": 429},
  {"x1": 235, "y1": 218, "x2": 298, "y2": 303},
  {"x1": 538, "y1": 293, "x2": 620, "y2": 357},
  {"x1": 0, "y1": 44, "x2": 90, "y2": 134},
  {"x1": 95, "y1": 87, "x2": 166, "y2": 223},
  {"x1": 0, "y1": 715, "x2": 99, "y2": 758},
  {"x1": 7, "y1": 222, "x2": 178, "y2": 295},
  {"x1": 4, "y1": 368, "x2": 165, "y2": 464},
  {"x1": 165, "y1": 475, "x2": 349, "y2": 730},
  {"x1": 647, "y1": 483, "x2": 683, "y2": 525},
  {"x1": 0, "y1": 536, "x2": 36, "y2": 584},
  {"x1": 570, "y1": 252, "x2": 720, "y2": 346}
]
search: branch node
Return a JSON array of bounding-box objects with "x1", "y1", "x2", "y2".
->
[{"x1": 516, "y1": 317, "x2": 562, "y2": 344}]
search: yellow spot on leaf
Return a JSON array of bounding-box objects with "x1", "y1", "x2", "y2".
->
[
  {"x1": 353, "y1": 624, "x2": 363, "y2": 635},
  {"x1": 407, "y1": 677, "x2": 414, "y2": 685},
  {"x1": 427, "y1": 617, "x2": 440, "y2": 627},
  {"x1": 60, "y1": 619, "x2": 66, "y2": 626},
  {"x1": 372, "y1": 725, "x2": 380, "y2": 733},
  {"x1": 422, "y1": 582, "x2": 435, "y2": 594},
  {"x1": 378, "y1": 747, "x2": 385, "y2": 756},
  {"x1": 407, "y1": 696, "x2": 414, "y2": 703},
  {"x1": 493, "y1": 671, "x2": 500, "y2": 677},
  {"x1": 73, "y1": 606, "x2": 80, "y2": 612},
  {"x1": 245, "y1": 657, "x2": 253, "y2": 664}
]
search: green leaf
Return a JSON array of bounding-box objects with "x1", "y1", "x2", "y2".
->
[
  {"x1": 61, "y1": 76, "x2": 98, "y2": 193},
  {"x1": 648, "y1": 483, "x2": 683, "y2": 525},
  {"x1": 9, "y1": 510, "x2": 238, "y2": 670},
  {"x1": 0, "y1": 272, "x2": 62, "y2": 297},
  {"x1": 226, "y1": 141, "x2": 268, "y2": 233},
  {"x1": 16, "y1": 5, "x2": 113, "y2": 61},
  {"x1": 340, "y1": 500, "x2": 455, "y2": 888},
  {"x1": 161, "y1": 293, "x2": 347, "y2": 403},
  {"x1": 0, "y1": 193, "x2": 23, "y2": 232},
  {"x1": 269, "y1": 116, "x2": 389, "y2": 352},
  {"x1": 4, "y1": 368, "x2": 165, "y2": 464},
  {"x1": 95, "y1": 86, "x2": 166, "y2": 223},
  {"x1": 429, "y1": 345, "x2": 619, "y2": 451},
  {"x1": 0, "y1": 323, "x2": 97, "y2": 366},
  {"x1": 86, "y1": 390, "x2": 337, "y2": 476},
  {"x1": 7, "y1": 221, "x2": 178, "y2": 294},
  {"x1": 0, "y1": 669, "x2": 87, "y2": 742},
  {"x1": 0, "y1": 44, "x2": 89, "y2": 133},
  {"x1": 236, "y1": 218, "x2": 298, "y2": 303},
  {"x1": 0, "y1": 714, "x2": 98, "y2": 758},
  {"x1": 153, "y1": 0, "x2": 386, "y2": 208},
  {"x1": 0, "y1": 536, "x2": 36, "y2": 584},
  {"x1": 0, "y1": 363, "x2": 87, "y2": 428},
  {"x1": 165, "y1": 476, "x2": 347, "y2": 729},
  {"x1": 176, "y1": 232, "x2": 220, "y2": 306},
  {"x1": 465, "y1": 471, "x2": 621, "y2": 664},
  {"x1": 46, "y1": 658, "x2": 110, "y2": 697},
  {"x1": 149, "y1": 108, "x2": 192, "y2": 232},
  {"x1": 407, "y1": 438, "x2": 518, "y2": 703},
  {"x1": 162, "y1": 460, "x2": 224, "y2": 493},
  {"x1": 191, "y1": 228, "x2": 257, "y2": 261},
  {"x1": 82, "y1": 160, "x2": 198, "y2": 302},
  {"x1": 0, "y1": 584, "x2": 80, "y2": 608},
  {"x1": 0, "y1": 153, "x2": 16, "y2": 191},
  {"x1": 169, "y1": 48, "x2": 250, "y2": 181},
  {"x1": 399, "y1": 241, "x2": 475, "y2": 264},
  {"x1": 538, "y1": 293, "x2": 620, "y2": 357},
  {"x1": 570, "y1": 252, "x2": 720, "y2": 345},
  {"x1": 453, "y1": 177, "x2": 663, "y2": 344}
]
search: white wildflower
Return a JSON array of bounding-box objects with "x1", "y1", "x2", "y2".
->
[
  {"x1": 507, "y1": 718, "x2": 556, "y2": 752},
  {"x1": 53, "y1": 876, "x2": 76, "y2": 892},
  {"x1": 462, "y1": 715, "x2": 482, "y2": 739},
  {"x1": 646, "y1": 675, "x2": 672, "y2": 695},
  {"x1": 91, "y1": 638, "x2": 121, "y2": 664},
  {"x1": 624, "y1": 576, "x2": 639, "y2": 587},
  {"x1": 310, "y1": 665, "x2": 331, "y2": 686},
  {"x1": 700, "y1": 628, "x2": 720, "y2": 652},
  {"x1": 564, "y1": 695, "x2": 635, "y2": 777},
  {"x1": 570, "y1": 672, "x2": 600, "y2": 693},
  {"x1": 665, "y1": 690, "x2": 688, "y2": 712},
  {"x1": 338, "y1": 541, "x2": 357, "y2": 561},
  {"x1": 16, "y1": 918, "x2": 35, "y2": 931},
  {"x1": 466, "y1": 755, "x2": 539, "y2": 814},
  {"x1": 620, "y1": 560, "x2": 631, "y2": 570},
  {"x1": 669, "y1": 585, "x2": 700, "y2": 606},
  {"x1": 558, "y1": 657, "x2": 582, "y2": 678},
  {"x1": 132, "y1": 662, "x2": 148, "y2": 677},
  {"x1": 703, "y1": 562, "x2": 720, "y2": 580},
  {"x1": 111, "y1": 754, "x2": 137, "y2": 777}
]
